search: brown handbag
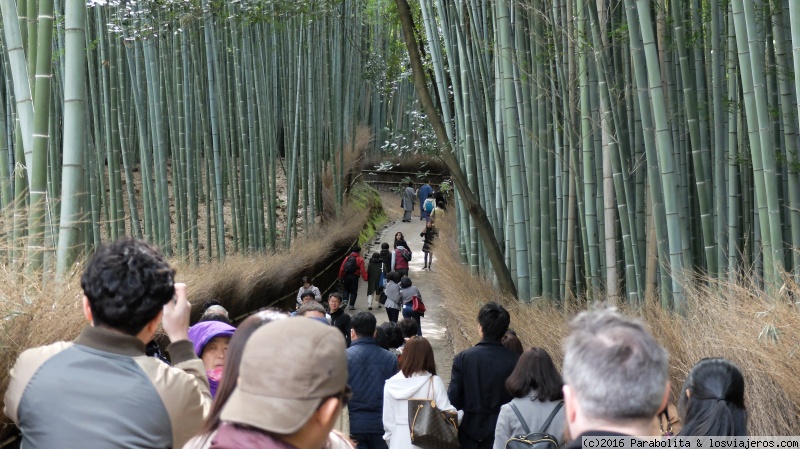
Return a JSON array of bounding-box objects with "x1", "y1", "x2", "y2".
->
[{"x1": 408, "y1": 376, "x2": 459, "y2": 449}]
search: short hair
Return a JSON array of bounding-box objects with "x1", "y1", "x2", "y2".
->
[
  {"x1": 505, "y1": 348, "x2": 563, "y2": 401},
  {"x1": 301, "y1": 276, "x2": 310, "y2": 284},
  {"x1": 400, "y1": 337, "x2": 436, "y2": 377},
  {"x1": 563, "y1": 308, "x2": 668, "y2": 421},
  {"x1": 351, "y1": 245, "x2": 361, "y2": 253},
  {"x1": 381, "y1": 242, "x2": 390, "y2": 250},
  {"x1": 387, "y1": 271, "x2": 400, "y2": 283},
  {"x1": 437, "y1": 201, "x2": 444, "y2": 208},
  {"x1": 300, "y1": 291, "x2": 316, "y2": 302},
  {"x1": 399, "y1": 318, "x2": 418, "y2": 339},
  {"x1": 351, "y1": 312, "x2": 377, "y2": 338},
  {"x1": 198, "y1": 313, "x2": 233, "y2": 325},
  {"x1": 478, "y1": 302, "x2": 510, "y2": 341},
  {"x1": 427, "y1": 192, "x2": 433, "y2": 198},
  {"x1": 378, "y1": 321, "x2": 405, "y2": 349},
  {"x1": 297, "y1": 301, "x2": 326, "y2": 317},
  {"x1": 328, "y1": 292, "x2": 343, "y2": 303},
  {"x1": 80, "y1": 238, "x2": 175, "y2": 336},
  {"x1": 400, "y1": 276, "x2": 412, "y2": 288},
  {"x1": 408, "y1": 182, "x2": 414, "y2": 187}
]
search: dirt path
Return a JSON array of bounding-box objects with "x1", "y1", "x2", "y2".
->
[{"x1": 350, "y1": 192, "x2": 454, "y2": 384}]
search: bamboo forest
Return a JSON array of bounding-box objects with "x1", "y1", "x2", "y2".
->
[{"x1": 1, "y1": 0, "x2": 800, "y2": 309}]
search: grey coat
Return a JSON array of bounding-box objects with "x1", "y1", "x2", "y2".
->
[{"x1": 492, "y1": 391, "x2": 566, "y2": 449}]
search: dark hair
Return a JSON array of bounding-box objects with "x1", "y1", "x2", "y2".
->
[
  {"x1": 399, "y1": 318, "x2": 419, "y2": 339},
  {"x1": 302, "y1": 276, "x2": 311, "y2": 284},
  {"x1": 351, "y1": 245, "x2": 361, "y2": 253},
  {"x1": 505, "y1": 348, "x2": 564, "y2": 401},
  {"x1": 375, "y1": 326, "x2": 389, "y2": 350},
  {"x1": 427, "y1": 192, "x2": 433, "y2": 198},
  {"x1": 199, "y1": 310, "x2": 288, "y2": 437},
  {"x1": 370, "y1": 252, "x2": 381, "y2": 261},
  {"x1": 400, "y1": 276, "x2": 412, "y2": 288},
  {"x1": 297, "y1": 301, "x2": 326, "y2": 316},
  {"x1": 502, "y1": 330, "x2": 524, "y2": 355},
  {"x1": 379, "y1": 322, "x2": 404, "y2": 349},
  {"x1": 408, "y1": 182, "x2": 414, "y2": 187},
  {"x1": 300, "y1": 291, "x2": 316, "y2": 301},
  {"x1": 478, "y1": 302, "x2": 511, "y2": 341},
  {"x1": 80, "y1": 238, "x2": 175, "y2": 336},
  {"x1": 437, "y1": 201, "x2": 444, "y2": 208},
  {"x1": 395, "y1": 232, "x2": 404, "y2": 241},
  {"x1": 197, "y1": 314, "x2": 232, "y2": 325},
  {"x1": 351, "y1": 312, "x2": 377, "y2": 338},
  {"x1": 387, "y1": 271, "x2": 400, "y2": 283},
  {"x1": 328, "y1": 292, "x2": 343, "y2": 303},
  {"x1": 381, "y1": 242, "x2": 390, "y2": 250},
  {"x1": 400, "y1": 337, "x2": 436, "y2": 377},
  {"x1": 678, "y1": 358, "x2": 748, "y2": 436}
]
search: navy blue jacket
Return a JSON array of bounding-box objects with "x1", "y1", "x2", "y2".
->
[
  {"x1": 448, "y1": 340, "x2": 520, "y2": 449},
  {"x1": 346, "y1": 337, "x2": 398, "y2": 434}
]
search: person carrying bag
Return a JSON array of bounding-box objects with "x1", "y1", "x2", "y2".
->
[
  {"x1": 409, "y1": 377, "x2": 460, "y2": 449},
  {"x1": 504, "y1": 402, "x2": 563, "y2": 449}
]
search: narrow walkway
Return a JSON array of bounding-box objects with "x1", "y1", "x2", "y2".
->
[{"x1": 349, "y1": 192, "x2": 453, "y2": 384}]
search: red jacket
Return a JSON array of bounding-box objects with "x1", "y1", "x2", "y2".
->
[{"x1": 339, "y1": 252, "x2": 367, "y2": 280}]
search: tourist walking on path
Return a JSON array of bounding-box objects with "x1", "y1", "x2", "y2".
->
[
  {"x1": 677, "y1": 358, "x2": 747, "y2": 436},
  {"x1": 399, "y1": 277, "x2": 423, "y2": 336},
  {"x1": 4, "y1": 238, "x2": 212, "y2": 449},
  {"x1": 393, "y1": 232, "x2": 408, "y2": 250},
  {"x1": 448, "y1": 302, "x2": 519, "y2": 449},
  {"x1": 383, "y1": 271, "x2": 402, "y2": 323},
  {"x1": 493, "y1": 348, "x2": 566, "y2": 449},
  {"x1": 379, "y1": 243, "x2": 393, "y2": 273},
  {"x1": 383, "y1": 337, "x2": 461, "y2": 449},
  {"x1": 420, "y1": 221, "x2": 437, "y2": 270},
  {"x1": 339, "y1": 245, "x2": 368, "y2": 310},
  {"x1": 561, "y1": 309, "x2": 669, "y2": 449},
  {"x1": 347, "y1": 312, "x2": 399, "y2": 449},
  {"x1": 417, "y1": 182, "x2": 433, "y2": 219},
  {"x1": 391, "y1": 245, "x2": 410, "y2": 279},
  {"x1": 188, "y1": 321, "x2": 236, "y2": 398},
  {"x1": 329, "y1": 293, "x2": 352, "y2": 347},
  {"x1": 429, "y1": 201, "x2": 446, "y2": 224},
  {"x1": 401, "y1": 182, "x2": 416, "y2": 222},
  {"x1": 297, "y1": 276, "x2": 322, "y2": 306},
  {"x1": 366, "y1": 252, "x2": 384, "y2": 310}
]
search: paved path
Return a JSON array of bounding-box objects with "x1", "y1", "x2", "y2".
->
[{"x1": 350, "y1": 192, "x2": 454, "y2": 384}]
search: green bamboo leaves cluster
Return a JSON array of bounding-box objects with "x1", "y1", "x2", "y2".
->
[
  {"x1": 417, "y1": 0, "x2": 800, "y2": 307},
  {"x1": 0, "y1": 0, "x2": 419, "y2": 276}
]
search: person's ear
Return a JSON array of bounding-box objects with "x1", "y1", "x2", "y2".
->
[
  {"x1": 315, "y1": 397, "x2": 342, "y2": 431},
  {"x1": 82, "y1": 295, "x2": 94, "y2": 324},
  {"x1": 563, "y1": 385, "x2": 579, "y2": 438},
  {"x1": 350, "y1": 329, "x2": 356, "y2": 340},
  {"x1": 659, "y1": 381, "x2": 671, "y2": 414}
]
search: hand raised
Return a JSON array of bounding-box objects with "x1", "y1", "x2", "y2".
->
[{"x1": 162, "y1": 283, "x2": 190, "y2": 343}]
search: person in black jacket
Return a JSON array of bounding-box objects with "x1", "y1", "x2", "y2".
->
[
  {"x1": 448, "y1": 302, "x2": 519, "y2": 449},
  {"x1": 379, "y1": 243, "x2": 393, "y2": 274},
  {"x1": 328, "y1": 293, "x2": 351, "y2": 347}
]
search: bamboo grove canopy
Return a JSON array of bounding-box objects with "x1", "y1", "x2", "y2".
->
[
  {"x1": 400, "y1": 0, "x2": 800, "y2": 309},
  {"x1": 0, "y1": 0, "x2": 425, "y2": 276}
]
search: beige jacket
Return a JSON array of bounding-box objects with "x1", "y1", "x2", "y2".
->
[{"x1": 4, "y1": 326, "x2": 212, "y2": 449}]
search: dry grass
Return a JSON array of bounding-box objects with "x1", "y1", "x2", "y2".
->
[
  {"x1": 322, "y1": 126, "x2": 375, "y2": 219},
  {"x1": 431, "y1": 214, "x2": 800, "y2": 436}
]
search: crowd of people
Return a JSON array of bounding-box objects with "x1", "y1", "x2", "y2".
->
[{"x1": 4, "y1": 234, "x2": 750, "y2": 449}]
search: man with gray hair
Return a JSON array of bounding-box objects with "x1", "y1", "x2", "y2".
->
[{"x1": 562, "y1": 308, "x2": 670, "y2": 448}]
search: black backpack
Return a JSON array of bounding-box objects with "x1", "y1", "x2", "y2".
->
[
  {"x1": 343, "y1": 255, "x2": 358, "y2": 274},
  {"x1": 505, "y1": 401, "x2": 563, "y2": 449}
]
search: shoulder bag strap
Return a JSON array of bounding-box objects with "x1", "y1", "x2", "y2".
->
[
  {"x1": 509, "y1": 403, "x2": 532, "y2": 435},
  {"x1": 537, "y1": 401, "x2": 564, "y2": 434}
]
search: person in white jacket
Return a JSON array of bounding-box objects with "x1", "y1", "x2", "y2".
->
[{"x1": 382, "y1": 337, "x2": 462, "y2": 449}]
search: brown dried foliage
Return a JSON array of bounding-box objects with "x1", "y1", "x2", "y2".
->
[{"x1": 431, "y1": 214, "x2": 800, "y2": 436}]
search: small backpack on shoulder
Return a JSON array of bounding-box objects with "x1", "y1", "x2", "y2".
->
[
  {"x1": 343, "y1": 255, "x2": 358, "y2": 274},
  {"x1": 424, "y1": 198, "x2": 435, "y2": 213},
  {"x1": 505, "y1": 401, "x2": 563, "y2": 449},
  {"x1": 401, "y1": 248, "x2": 412, "y2": 262}
]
